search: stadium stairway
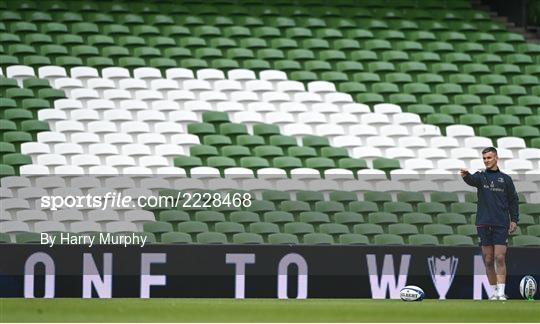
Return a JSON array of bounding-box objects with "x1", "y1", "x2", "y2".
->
[{"x1": 0, "y1": 0, "x2": 539, "y2": 246}]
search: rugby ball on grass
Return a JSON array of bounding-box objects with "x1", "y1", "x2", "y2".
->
[
  {"x1": 400, "y1": 285, "x2": 425, "y2": 301},
  {"x1": 520, "y1": 275, "x2": 537, "y2": 300}
]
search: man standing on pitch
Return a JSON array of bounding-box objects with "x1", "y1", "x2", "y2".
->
[{"x1": 460, "y1": 147, "x2": 519, "y2": 300}]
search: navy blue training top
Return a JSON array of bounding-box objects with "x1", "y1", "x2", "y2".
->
[{"x1": 462, "y1": 168, "x2": 519, "y2": 228}]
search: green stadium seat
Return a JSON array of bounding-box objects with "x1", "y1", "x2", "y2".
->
[
  {"x1": 388, "y1": 223, "x2": 419, "y2": 237},
  {"x1": 302, "y1": 135, "x2": 329, "y2": 150},
  {"x1": 319, "y1": 223, "x2": 350, "y2": 240},
  {"x1": 203, "y1": 135, "x2": 232, "y2": 148},
  {"x1": 403, "y1": 212, "x2": 434, "y2": 227},
  {"x1": 397, "y1": 192, "x2": 425, "y2": 205},
  {"x1": 161, "y1": 232, "x2": 192, "y2": 244},
  {"x1": 302, "y1": 39, "x2": 330, "y2": 52},
  {"x1": 431, "y1": 192, "x2": 459, "y2": 207},
  {"x1": 333, "y1": 212, "x2": 364, "y2": 230},
  {"x1": 143, "y1": 221, "x2": 173, "y2": 239},
  {"x1": 5, "y1": 88, "x2": 34, "y2": 101},
  {"x1": 268, "y1": 233, "x2": 299, "y2": 244},
  {"x1": 219, "y1": 123, "x2": 248, "y2": 138},
  {"x1": 424, "y1": 224, "x2": 454, "y2": 237},
  {"x1": 296, "y1": 191, "x2": 324, "y2": 206},
  {"x1": 144, "y1": 56, "x2": 174, "y2": 69},
  {"x1": 22, "y1": 78, "x2": 50, "y2": 90},
  {"x1": 178, "y1": 221, "x2": 210, "y2": 239},
  {"x1": 493, "y1": 114, "x2": 520, "y2": 127},
  {"x1": 3, "y1": 153, "x2": 32, "y2": 168},
  {"x1": 284, "y1": 222, "x2": 315, "y2": 238},
  {"x1": 472, "y1": 105, "x2": 500, "y2": 120},
  {"x1": 334, "y1": 40, "x2": 361, "y2": 53},
  {"x1": 403, "y1": 83, "x2": 430, "y2": 95},
  {"x1": 195, "y1": 211, "x2": 226, "y2": 230},
  {"x1": 525, "y1": 64, "x2": 540, "y2": 76},
  {"x1": 518, "y1": 95, "x2": 540, "y2": 107},
  {"x1": 300, "y1": 211, "x2": 330, "y2": 228},
  {"x1": 0, "y1": 233, "x2": 11, "y2": 243},
  {"x1": 524, "y1": 114, "x2": 540, "y2": 127},
  {"x1": 249, "y1": 222, "x2": 280, "y2": 239},
  {"x1": 259, "y1": 192, "x2": 288, "y2": 206},
  {"x1": 16, "y1": 232, "x2": 42, "y2": 244},
  {"x1": 254, "y1": 131, "x2": 285, "y2": 147},
  {"x1": 329, "y1": 191, "x2": 358, "y2": 205},
  {"x1": 190, "y1": 145, "x2": 219, "y2": 162},
  {"x1": 0, "y1": 142, "x2": 15, "y2": 154},
  {"x1": 517, "y1": 214, "x2": 536, "y2": 229},
  {"x1": 457, "y1": 224, "x2": 478, "y2": 237},
  {"x1": 409, "y1": 234, "x2": 439, "y2": 246},
  {"x1": 512, "y1": 126, "x2": 540, "y2": 145},
  {"x1": 436, "y1": 83, "x2": 463, "y2": 95},
  {"x1": 319, "y1": 50, "x2": 346, "y2": 62},
  {"x1": 383, "y1": 202, "x2": 414, "y2": 219},
  {"x1": 197, "y1": 232, "x2": 228, "y2": 244},
  {"x1": 71, "y1": 45, "x2": 100, "y2": 58},
  {"x1": 21, "y1": 120, "x2": 49, "y2": 139},
  {"x1": 181, "y1": 58, "x2": 208, "y2": 69},
  {"x1": 236, "y1": 135, "x2": 265, "y2": 148},
  {"x1": 221, "y1": 146, "x2": 251, "y2": 162},
  {"x1": 339, "y1": 233, "x2": 370, "y2": 245},
  {"x1": 164, "y1": 48, "x2": 192, "y2": 60},
  {"x1": 441, "y1": 104, "x2": 467, "y2": 116},
  {"x1": 254, "y1": 145, "x2": 284, "y2": 159},
  {"x1": 450, "y1": 202, "x2": 477, "y2": 217},
  {"x1": 386, "y1": 73, "x2": 414, "y2": 85},
  {"x1": 338, "y1": 158, "x2": 368, "y2": 174},
  {"x1": 86, "y1": 56, "x2": 114, "y2": 68},
  {"x1": 230, "y1": 233, "x2": 262, "y2": 244},
  {"x1": 173, "y1": 155, "x2": 203, "y2": 175},
  {"x1": 304, "y1": 233, "x2": 334, "y2": 245},
  {"x1": 230, "y1": 211, "x2": 261, "y2": 225},
  {"x1": 211, "y1": 58, "x2": 240, "y2": 70},
  {"x1": 512, "y1": 74, "x2": 539, "y2": 86},
  {"x1": 372, "y1": 82, "x2": 399, "y2": 95},
  {"x1": 3, "y1": 131, "x2": 33, "y2": 146},
  {"x1": 253, "y1": 26, "x2": 280, "y2": 39},
  {"x1": 24, "y1": 55, "x2": 52, "y2": 67},
  {"x1": 0, "y1": 55, "x2": 18, "y2": 68},
  {"x1": 0, "y1": 78, "x2": 18, "y2": 93},
  {"x1": 158, "y1": 210, "x2": 190, "y2": 226},
  {"x1": 264, "y1": 211, "x2": 294, "y2": 230},
  {"x1": 443, "y1": 234, "x2": 475, "y2": 246},
  {"x1": 314, "y1": 201, "x2": 345, "y2": 216},
  {"x1": 418, "y1": 202, "x2": 447, "y2": 215},
  {"x1": 374, "y1": 234, "x2": 404, "y2": 245},
  {"x1": 512, "y1": 235, "x2": 540, "y2": 247},
  {"x1": 353, "y1": 223, "x2": 384, "y2": 241},
  {"x1": 4, "y1": 108, "x2": 33, "y2": 123},
  {"x1": 446, "y1": 75, "x2": 476, "y2": 88},
  {"x1": 368, "y1": 212, "x2": 399, "y2": 229},
  {"x1": 526, "y1": 225, "x2": 540, "y2": 237},
  {"x1": 148, "y1": 37, "x2": 176, "y2": 49}
]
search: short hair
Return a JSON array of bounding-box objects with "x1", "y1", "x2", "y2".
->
[{"x1": 482, "y1": 147, "x2": 498, "y2": 155}]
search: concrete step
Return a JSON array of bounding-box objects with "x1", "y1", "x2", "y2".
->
[{"x1": 470, "y1": 0, "x2": 540, "y2": 43}]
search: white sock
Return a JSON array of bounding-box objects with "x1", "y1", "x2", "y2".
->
[
  {"x1": 491, "y1": 285, "x2": 498, "y2": 295},
  {"x1": 497, "y1": 283, "x2": 505, "y2": 296}
]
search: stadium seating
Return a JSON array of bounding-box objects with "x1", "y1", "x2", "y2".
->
[{"x1": 1, "y1": 0, "x2": 539, "y2": 246}]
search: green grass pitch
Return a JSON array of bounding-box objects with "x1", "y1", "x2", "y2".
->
[{"x1": 1, "y1": 298, "x2": 539, "y2": 322}]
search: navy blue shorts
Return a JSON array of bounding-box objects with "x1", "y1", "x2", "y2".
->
[{"x1": 477, "y1": 226, "x2": 509, "y2": 246}]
